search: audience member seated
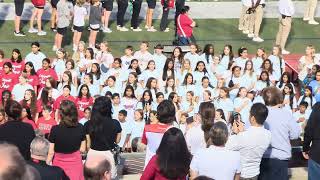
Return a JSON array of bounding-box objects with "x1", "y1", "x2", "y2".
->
[{"x1": 84, "y1": 154, "x2": 112, "y2": 180}]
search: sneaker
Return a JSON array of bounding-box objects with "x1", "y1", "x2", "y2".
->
[
  {"x1": 282, "y1": 49, "x2": 290, "y2": 55},
  {"x1": 147, "y1": 27, "x2": 157, "y2": 32},
  {"x1": 253, "y1": 36, "x2": 264, "y2": 42},
  {"x1": 247, "y1": 33, "x2": 254, "y2": 38},
  {"x1": 118, "y1": 27, "x2": 129, "y2": 32},
  {"x1": 102, "y1": 27, "x2": 112, "y2": 33},
  {"x1": 51, "y1": 27, "x2": 57, "y2": 32},
  {"x1": 37, "y1": 31, "x2": 47, "y2": 36},
  {"x1": 242, "y1": 30, "x2": 249, "y2": 34},
  {"x1": 14, "y1": 31, "x2": 26, "y2": 36},
  {"x1": 308, "y1": 20, "x2": 319, "y2": 25},
  {"x1": 28, "y1": 28, "x2": 38, "y2": 33},
  {"x1": 52, "y1": 45, "x2": 58, "y2": 52},
  {"x1": 164, "y1": 28, "x2": 170, "y2": 32},
  {"x1": 303, "y1": 17, "x2": 310, "y2": 21},
  {"x1": 145, "y1": 25, "x2": 149, "y2": 29},
  {"x1": 238, "y1": 27, "x2": 243, "y2": 31},
  {"x1": 132, "y1": 27, "x2": 142, "y2": 32}
]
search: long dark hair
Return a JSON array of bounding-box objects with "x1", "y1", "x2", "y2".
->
[
  {"x1": 156, "y1": 127, "x2": 191, "y2": 179},
  {"x1": 259, "y1": 71, "x2": 271, "y2": 87},
  {"x1": 202, "y1": 44, "x2": 214, "y2": 64},
  {"x1": 171, "y1": 47, "x2": 184, "y2": 65},
  {"x1": 168, "y1": 92, "x2": 180, "y2": 110},
  {"x1": 91, "y1": 63, "x2": 101, "y2": 80},
  {"x1": 278, "y1": 72, "x2": 291, "y2": 89},
  {"x1": 1, "y1": 90, "x2": 12, "y2": 108},
  {"x1": 126, "y1": 72, "x2": 139, "y2": 90},
  {"x1": 301, "y1": 86, "x2": 313, "y2": 108},
  {"x1": 199, "y1": 102, "x2": 215, "y2": 143},
  {"x1": 87, "y1": 96, "x2": 113, "y2": 135},
  {"x1": 21, "y1": 89, "x2": 37, "y2": 120},
  {"x1": 221, "y1": 44, "x2": 234, "y2": 62},
  {"x1": 59, "y1": 100, "x2": 78, "y2": 127},
  {"x1": 11, "y1": 49, "x2": 23, "y2": 63},
  {"x1": 128, "y1": 59, "x2": 141, "y2": 75},
  {"x1": 283, "y1": 84, "x2": 295, "y2": 109},
  {"x1": 261, "y1": 59, "x2": 274, "y2": 74},
  {"x1": 162, "y1": 58, "x2": 175, "y2": 81},
  {"x1": 194, "y1": 61, "x2": 208, "y2": 74},
  {"x1": 182, "y1": 73, "x2": 194, "y2": 86},
  {"x1": 123, "y1": 85, "x2": 136, "y2": 99},
  {"x1": 5, "y1": 100, "x2": 22, "y2": 121},
  {"x1": 40, "y1": 87, "x2": 54, "y2": 107},
  {"x1": 140, "y1": 90, "x2": 153, "y2": 109},
  {"x1": 145, "y1": 77, "x2": 157, "y2": 93},
  {"x1": 78, "y1": 84, "x2": 91, "y2": 99},
  {"x1": 23, "y1": 62, "x2": 37, "y2": 75}
]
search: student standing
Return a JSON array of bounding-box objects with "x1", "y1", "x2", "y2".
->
[
  {"x1": 303, "y1": 0, "x2": 319, "y2": 25},
  {"x1": 160, "y1": 0, "x2": 174, "y2": 32},
  {"x1": 116, "y1": 0, "x2": 129, "y2": 31},
  {"x1": 13, "y1": 0, "x2": 26, "y2": 36},
  {"x1": 176, "y1": 6, "x2": 196, "y2": 45},
  {"x1": 29, "y1": 0, "x2": 47, "y2": 36},
  {"x1": 145, "y1": 0, "x2": 157, "y2": 32},
  {"x1": 131, "y1": 0, "x2": 143, "y2": 31},
  {"x1": 72, "y1": 0, "x2": 88, "y2": 52},
  {"x1": 251, "y1": 0, "x2": 265, "y2": 42},
  {"x1": 275, "y1": 0, "x2": 294, "y2": 55},
  {"x1": 101, "y1": 0, "x2": 113, "y2": 33},
  {"x1": 88, "y1": 0, "x2": 103, "y2": 48}
]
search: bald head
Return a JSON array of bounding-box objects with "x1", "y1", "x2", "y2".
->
[{"x1": 84, "y1": 154, "x2": 111, "y2": 180}]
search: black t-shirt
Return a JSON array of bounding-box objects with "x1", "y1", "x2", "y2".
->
[
  {"x1": 0, "y1": 120, "x2": 35, "y2": 160},
  {"x1": 49, "y1": 123, "x2": 85, "y2": 153},
  {"x1": 28, "y1": 160, "x2": 70, "y2": 180},
  {"x1": 84, "y1": 118, "x2": 122, "y2": 151}
]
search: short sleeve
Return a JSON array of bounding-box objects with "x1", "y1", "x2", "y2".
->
[{"x1": 48, "y1": 126, "x2": 57, "y2": 143}]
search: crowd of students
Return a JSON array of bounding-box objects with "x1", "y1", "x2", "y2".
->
[{"x1": 0, "y1": 40, "x2": 319, "y2": 179}]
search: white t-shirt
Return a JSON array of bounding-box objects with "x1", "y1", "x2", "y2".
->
[
  {"x1": 184, "y1": 52, "x2": 201, "y2": 70},
  {"x1": 73, "y1": 5, "x2": 88, "y2": 26},
  {"x1": 226, "y1": 126, "x2": 271, "y2": 178},
  {"x1": 25, "y1": 52, "x2": 46, "y2": 71},
  {"x1": 118, "y1": 120, "x2": 132, "y2": 147},
  {"x1": 185, "y1": 123, "x2": 206, "y2": 155},
  {"x1": 12, "y1": 83, "x2": 34, "y2": 102},
  {"x1": 121, "y1": 55, "x2": 134, "y2": 70},
  {"x1": 190, "y1": 145, "x2": 241, "y2": 180},
  {"x1": 134, "y1": 50, "x2": 153, "y2": 70},
  {"x1": 233, "y1": 97, "x2": 252, "y2": 129},
  {"x1": 129, "y1": 120, "x2": 145, "y2": 142}
]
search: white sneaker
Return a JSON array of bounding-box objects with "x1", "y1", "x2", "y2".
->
[
  {"x1": 52, "y1": 45, "x2": 58, "y2": 52},
  {"x1": 164, "y1": 28, "x2": 170, "y2": 32},
  {"x1": 242, "y1": 30, "x2": 249, "y2": 34},
  {"x1": 248, "y1": 33, "x2": 254, "y2": 38},
  {"x1": 145, "y1": 25, "x2": 149, "y2": 29},
  {"x1": 132, "y1": 27, "x2": 142, "y2": 32},
  {"x1": 118, "y1": 26, "x2": 129, "y2": 32},
  {"x1": 253, "y1": 37, "x2": 264, "y2": 42},
  {"x1": 308, "y1": 20, "x2": 319, "y2": 25},
  {"x1": 147, "y1": 27, "x2": 157, "y2": 32},
  {"x1": 282, "y1": 49, "x2": 290, "y2": 55},
  {"x1": 28, "y1": 28, "x2": 38, "y2": 33},
  {"x1": 14, "y1": 31, "x2": 26, "y2": 36},
  {"x1": 303, "y1": 17, "x2": 310, "y2": 21},
  {"x1": 37, "y1": 31, "x2": 47, "y2": 36},
  {"x1": 102, "y1": 27, "x2": 112, "y2": 33}
]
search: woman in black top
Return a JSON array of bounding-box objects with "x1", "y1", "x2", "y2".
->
[
  {"x1": 85, "y1": 96, "x2": 122, "y2": 179},
  {"x1": 303, "y1": 102, "x2": 320, "y2": 179},
  {"x1": 47, "y1": 100, "x2": 86, "y2": 180},
  {"x1": 0, "y1": 100, "x2": 35, "y2": 160}
]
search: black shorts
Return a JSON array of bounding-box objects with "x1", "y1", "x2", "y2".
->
[
  {"x1": 73, "y1": 25, "x2": 84, "y2": 32},
  {"x1": 35, "y1": 6, "x2": 45, "y2": 9},
  {"x1": 57, "y1": 27, "x2": 67, "y2": 35},
  {"x1": 102, "y1": 0, "x2": 114, "y2": 11},
  {"x1": 89, "y1": 24, "x2": 100, "y2": 31},
  {"x1": 14, "y1": 0, "x2": 25, "y2": 16},
  {"x1": 147, "y1": 0, "x2": 156, "y2": 9},
  {"x1": 51, "y1": 0, "x2": 59, "y2": 9}
]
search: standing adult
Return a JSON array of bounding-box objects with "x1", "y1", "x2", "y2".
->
[
  {"x1": 251, "y1": 0, "x2": 265, "y2": 42},
  {"x1": 176, "y1": 6, "x2": 196, "y2": 45},
  {"x1": 275, "y1": 0, "x2": 294, "y2": 54},
  {"x1": 142, "y1": 100, "x2": 175, "y2": 167},
  {"x1": 141, "y1": 127, "x2": 191, "y2": 180},
  {"x1": 145, "y1": 0, "x2": 157, "y2": 32},
  {"x1": 303, "y1": 102, "x2": 320, "y2": 180},
  {"x1": 0, "y1": 100, "x2": 35, "y2": 160},
  {"x1": 174, "y1": 0, "x2": 185, "y2": 34},
  {"x1": 84, "y1": 96, "x2": 122, "y2": 179},
  {"x1": 130, "y1": 0, "x2": 143, "y2": 31},
  {"x1": 47, "y1": 100, "x2": 86, "y2": 180},
  {"x1": 13, "y1": 0, "x2": 26, "y2": 36},
  {"x1": 303, "y1": 0, "x2": 319, "y2": 25},
  {"x1": 258, "y1": 87, "x2": 301, "y2": 180},
  {"x1": 116, "y1": 0, "x2": 129, "y2": 31}
]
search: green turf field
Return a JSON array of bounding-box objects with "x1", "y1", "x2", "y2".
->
[{"x1": 0, "y1": 18, "x2": 319, "y2": 58}]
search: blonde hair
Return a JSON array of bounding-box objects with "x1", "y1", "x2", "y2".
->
[
  {"x1": 76, "y1": 0, "x2": 86, "y2": 6},
  {"x1": 180, "y1": 59, "x2": 192, "y2": 74},
  {"x1": 307, "y1": 45, "x2": 316, "y2": 56}
]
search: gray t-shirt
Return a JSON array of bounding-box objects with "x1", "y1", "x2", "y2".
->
[
  {"x1": 57, "y1": 0, "x2": 72, "y2": 28},
  {"x1": 89, "y1": 5, "x2": 102, "y2": 25}
]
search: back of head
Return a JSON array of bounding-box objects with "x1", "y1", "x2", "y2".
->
[
  {"x1": 5, "y1": 100, "x2": 22, "y2": 121},
  {"x1": 157, "y1": 100, "x2": 176, "y2": 124},
  {"x1": 262, "y1": 87, "x2": 283, "y2": 106},
  {"x1": 199, "y1": 102, "x2": 215, "y2": 142},
  {"x1": 181, "y1": 6, "x2": 190, "y2": 14},
  {"x1": 208, "y1": 122, "x2": 229, "y2": 146},
  {"x1": 250, "y1": 103, "x2": 269, "y2": 125},
  {"x1": 59, "y1": 100, "x2": 78, "y2": 127},
  {"x1": 194, "y1": 176, "x2": 215, "y2": 180},
  {"x1": 30, "y1": 136, "x2": 50, "y2": 159},
  {"x1": 89, "y1": 96, "x2": 113, "y2": 134},
  {"x1": 0, "y1": 143, "x2": 27, "y2": 180},
  {"x1": 84, "y1": 154, "x2": 111, "y2": 180},
  {"x1": 23, "y1": 165, "x2": 41, "y2": 180},
  {"x1": 156, "y1": 127, "x2": 191, "y2": 179}
]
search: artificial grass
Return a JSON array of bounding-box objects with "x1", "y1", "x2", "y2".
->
[{"x1": 0, "y1": 18, "x2": 319, "y2": 58}]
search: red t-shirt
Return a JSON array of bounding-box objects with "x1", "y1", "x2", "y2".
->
[
  {"x1": 177, "y1": 14, "x2": 193, "y2": 38},
  {"x1": 141, "y1": 155, "x2": 187, "y2": 180},
  {"x1": 0, "y1": 59, "x2": 9, "y2": 76},
  {"x1": 22, "y1": 118, "x2": 38, "y2": 130},
  {"x1": 27, "y1": 74, "x2": 39, "y2": 88},
  {"x1": 11, "y1": 61, "x2": 25, "y2": 75},
  {"x1": 53, "y1": 95, "x2": 76, "y2": 111},
  {"x1": 76, "y1": 97, "x2": 94, "y2": 119},
  {"x1": 37, "y1": 116, "x2": 57, "y2": 135},
  {"x1": 37, "y1": 68, "x2": 58, "y2": 88},
  {"x1": 0, "y1": 72, "x2": 18, "y2": 91}
]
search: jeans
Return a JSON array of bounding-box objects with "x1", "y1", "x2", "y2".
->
[
  {"x1": 117, "y1": 0, "x2": 128, "y2": 26},
  {"x1": 160, "y1": 7, "x2": 169, "y2": 31},
  {"x1": 308, "y1": 159, "x2": 320, "y2": 180},
  {"x1": 131, "y1": 0, "x2": 142, "y2": 28},
  {"x1": 258, "y1": 158, "x2": 288, "y2": 180}
]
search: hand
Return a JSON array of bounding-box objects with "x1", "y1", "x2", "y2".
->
[
  {"x1": 237, "y1": 120, "x2": 245, "y2": 132},
  {"x1": 298, "y1": 118, "x2": 305, "y2": 123},
  {"x1": 302, "y1": 152, "x2": 309, "y2": 160},
  {"x1": 232, "y1": 122, "x2": 239, "y2": 134}
]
